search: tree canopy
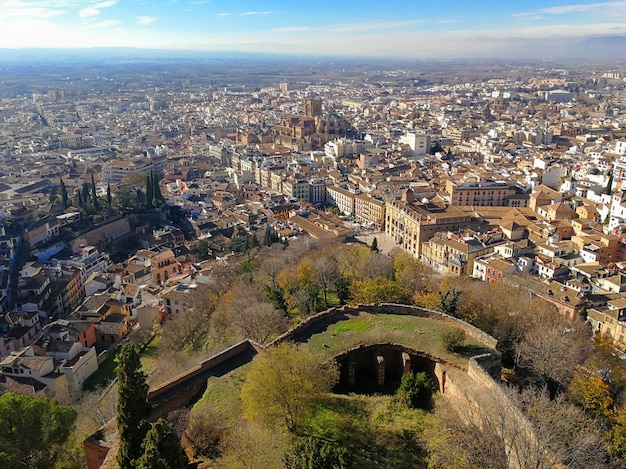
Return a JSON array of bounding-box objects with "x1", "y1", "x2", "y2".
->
[
  {"x1": 0, "y1": 392, "x2": 77, "y2": 468},
  {"x1": 240, "y1": 342, "x2": 338, "y2": 433},
  {"x1": 117, "y1": 343, "x2": 152, "y2": 468},
  {"x1": 135, "y1": 418, "x2": 188, "y2": 469}
]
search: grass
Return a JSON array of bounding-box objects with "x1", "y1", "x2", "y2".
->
[
  {"x1": 140, "y1": 335, "x2": 160, "y2": 374},
  {"x1": 305, "y1": 312, "x2": 493, "y2": 367},
  {"x1": 83, "y1": 353, "x2": 118, "y2": 391},
  {"x1": 303, "y1": 394, "x2": 430, "y2": 469},
  {"x1": 83, "y1": 335, "x2": 162, "y2": 391},
  {"x1": 200, "y1": 363, "x2": 249, "y2": 415}
]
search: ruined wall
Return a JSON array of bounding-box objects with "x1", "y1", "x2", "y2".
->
[{"x1": 271, "y1": 303, "x2": 498, "y2": 349}]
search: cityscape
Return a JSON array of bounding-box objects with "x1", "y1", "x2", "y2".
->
[{"x1": 1, "y1": 14, "x2": 626, "y2": 468}]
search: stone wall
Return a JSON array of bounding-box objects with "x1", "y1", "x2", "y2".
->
[
  {"x1": 148, "y1": 339, "x2": 263, "y2": 418},
  {"x1": 271, "y1": 303, "x2": 498, "y2": 350},
  {"x1": 85, "y1": 305, "x2": 514, "y2": 468}
]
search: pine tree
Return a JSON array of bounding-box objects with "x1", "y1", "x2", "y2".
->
[
  {"x1": 77, "y1": 189, "x2": 83, "y2": 207},
  {"x1": 145, "y1": 173, "x2": 153, "y2": 209},
  {"x1": 370, "y1": 237, "x2": 379, "y2": 252},
  {"x1": 106, "y1": 182, "x2": 112, "y2": 207},
  {"x1": 59, "y1": 178, "x2": 69, "y2": 208},
  {"x1": 117, "y1": 344, "x2": 151, "y2": 469},
  {"x1": 91, "y1": 173, "x2": 100, "y2": 210},
  {"x1": 135, "y1": 419, "x2": 188, "y2": 469}
]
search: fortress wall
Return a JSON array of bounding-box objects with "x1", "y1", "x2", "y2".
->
[
  {"x1": 271, "y1": 303, "x2": 498, "y2": 350},
  {"x1": 148, "y1": 340, "x2": 262, "y2": 403}
]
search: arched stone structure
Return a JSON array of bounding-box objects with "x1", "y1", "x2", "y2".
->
[{"x1": 334, "y1": 343, "x2": 456, "y2": 395}]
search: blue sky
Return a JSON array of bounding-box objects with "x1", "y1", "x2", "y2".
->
[{"x1": 0, "y1": 0, "x2": 625, "y2": 57}]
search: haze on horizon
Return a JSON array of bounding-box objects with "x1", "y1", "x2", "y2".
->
[{"x1": 0, "y1": 0, "x2": 626, "y2": 59}]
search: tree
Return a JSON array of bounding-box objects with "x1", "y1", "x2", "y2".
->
[
  {"x1": 604, "y1": 171, "x2": 613, "y2": 195},
  {"x1": 0, "y1": 392, "x2": 77, "y2": 468},
  {"x1": 76, "y1": 189, "x2": 83, "y2": 207},
  {"x1": 82, "y1": 182, "x2": 90, "y2": 205},
  {"x1": 608, "y1": 406, "x2": 626, "y2": 460},
  {"x1": 219, "y1": 419, "x2": 288, "y2": 469},
  {"x1": 313, "y1": 255, "x2": 340, "y2": 307},
  {"x1": 264, "y1": 225, "x2": 279, "y2": 246},
  {"x1": 106, "y1": 182, "x2": 112, "y2": 207},
  {"x1": 350, "y1": 277, "x2": 409, "y2": 304},
  {"x1": 113, "y1": 188, "x2": 132, "y2": 212},
  {"x1": 439, "y1": 288, "x2": 462, "y2": 316},
  {"x1": 60, "y1": 177, "x2": 69, "y2": 208},
  {"x1": 91, "y1": 173, "x2": 100, "y2": 210},
  {"x1": 370, "y1": 237, "x2": 379, "y2": 252},
  {"x1": 440, "y1": 328, "x2": 466, "y2": 352},
  {"x1": 152, "y1": 171, "x2": 164, "y2": 205},
  {"x1": 49, "y1": 184, "x2": 59, "y2": 204},
  {"x1": 241, "y1": 342, "x2": 338, "y2": 433},
  {"x1": 425, "y1": 386, "x2": 607, "y2": 469},
  {"x1": 396, "y1": 371, "x2": 435, "y2": 409},
  {"x1": 283, "y1": 436, "x2": 353, "y2": 469},
  {"x1": 192, "y1": 238, "x2": 211, "y2": 261},
  {"x1": 145, "y1": 172, "x2": 153, "y2": 209},
  {"x1": 568, "y1": 366, "x2": 614, "y2": 422},
  {"x1": 117, "y1": 343, "x2": 152, "y2": 469},
  {"x1": 135, "y1": 418, "x2": 188, "y2": 469},
  {"x1": 516, "y1": 308, "x2": 589, "y2": 390}
]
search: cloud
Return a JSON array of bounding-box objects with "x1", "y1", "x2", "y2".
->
[
  {"x1": 270, "y1": 19, "x2": 425, "y2": 35},
  {"x1": 513, "y1": 1, "x2": 626, "y2": 17},
  {"x1": 78, "y1": 0, "x2": 116, "y2": 18},
  {"x1": 0, "y1": 1, "x2": 67, "y2": 20},
  {"x1": 241, "y1": 11, "x2": 271, "y2": 16},
  {"x1": 90, "y1": 19, "x2": 120, "y2": 27},
  {"x1": 136, "y1": 16, "x2": 157, "y2": 25},
  {"x1": 270, "y1": 26, "x2": 314, "y2": 33},
  {"x1": 216, "y1": 12, "x2": 231, "y2": 16}
]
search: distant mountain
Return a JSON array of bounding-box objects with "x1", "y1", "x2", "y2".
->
[
  {"x1": 0, "y1": 48, "x2": 298, "y2": 65},
  {"x1": 575, "y1": 36, "x2": 626, "y2": 60}
]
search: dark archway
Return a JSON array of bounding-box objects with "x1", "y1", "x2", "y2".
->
[{"x1": 333, "y1": 344, "x2": 443, "y2": 395}]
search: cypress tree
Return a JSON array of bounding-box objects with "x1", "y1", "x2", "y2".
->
[
  {"x1": 59, "y1": 178, "x2": 69, "y2": 208},
  {"x1": 152, "y1": 171, "x2": 164, "y2": 205},
  {"x1": 145, "y1": 173, "x2": 153, "y2": 209},
  {"x1": 91, "y1": 173, "x2": 100, "y2": 210},
  {"x1": 116, "y1": 344, "x2": 151, "y2": 469},
  {"x1": 77, "y1": 189, "x2": 83, "y2": 207},
  {"x1": 82, "y1": 182, "x2": 89, "y2": 205},
  {"x1": 135, "y1": 419, "x2": 188, "y2": 469},
  {"x1": 106, "y1": 182, "x2": 112, "y2": 207}
]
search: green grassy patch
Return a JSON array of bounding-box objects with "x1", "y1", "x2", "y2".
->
[
  {"x1": 200, "y1": 364, "x2": 249, "y2": 415},
  {"x1": 303, "y1": 394, "x2": 430, "y2": 469},
  {"x1": 83, "y1": 354, "x2": 118, "y2": 391},
  {"x1": 140, "y1": 335, "x2": 160, "y2": 373},
  {"x1": 306, "y1": 312, "x2": 493, "y2": 367}
]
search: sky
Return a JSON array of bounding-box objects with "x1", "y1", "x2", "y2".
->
[{"x1": 0, "y1": 0, "x2": 625, "y2": 58}]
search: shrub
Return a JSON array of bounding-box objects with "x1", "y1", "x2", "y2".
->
[
  {"x1": 397, "y1": 371, "x2": 435, "y2": 409},
  {"x1": 283, "y1": 436, "x2": 353, "y2": 469},
  {"x1": 440, "y1": 328, "x2": 466, "y2": 352}
]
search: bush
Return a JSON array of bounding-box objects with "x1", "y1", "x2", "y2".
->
[
  {"x1": 440, "y1": 328, "x2": 466, "y2": 352},
  {"x1": 283, "y1": 436, "x2": 353, "y2": 469},
  {"x1": 396, "y1": 371, "x2": 435, "y2": 409}
]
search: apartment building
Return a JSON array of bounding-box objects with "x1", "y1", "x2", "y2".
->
[
  {"x1": 102, "y1": 156, "x2": 166, "y2": 182},
  {"x1": 385, "y1": 195, "x2": 477, "y2": 258},
  {"x1": 446, "y1": 179, "x2": 517, "y2": 206},
  {"x1": 354, "y1": 194, "x2": 386, "y2": 229},
  {"x1": 325, "y1": 185, "x2": 357, "y2": 216}
]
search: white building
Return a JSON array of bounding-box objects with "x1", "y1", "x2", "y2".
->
[{"x1": 399, "y1": 132, "x2": 430, "y2": 157}]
